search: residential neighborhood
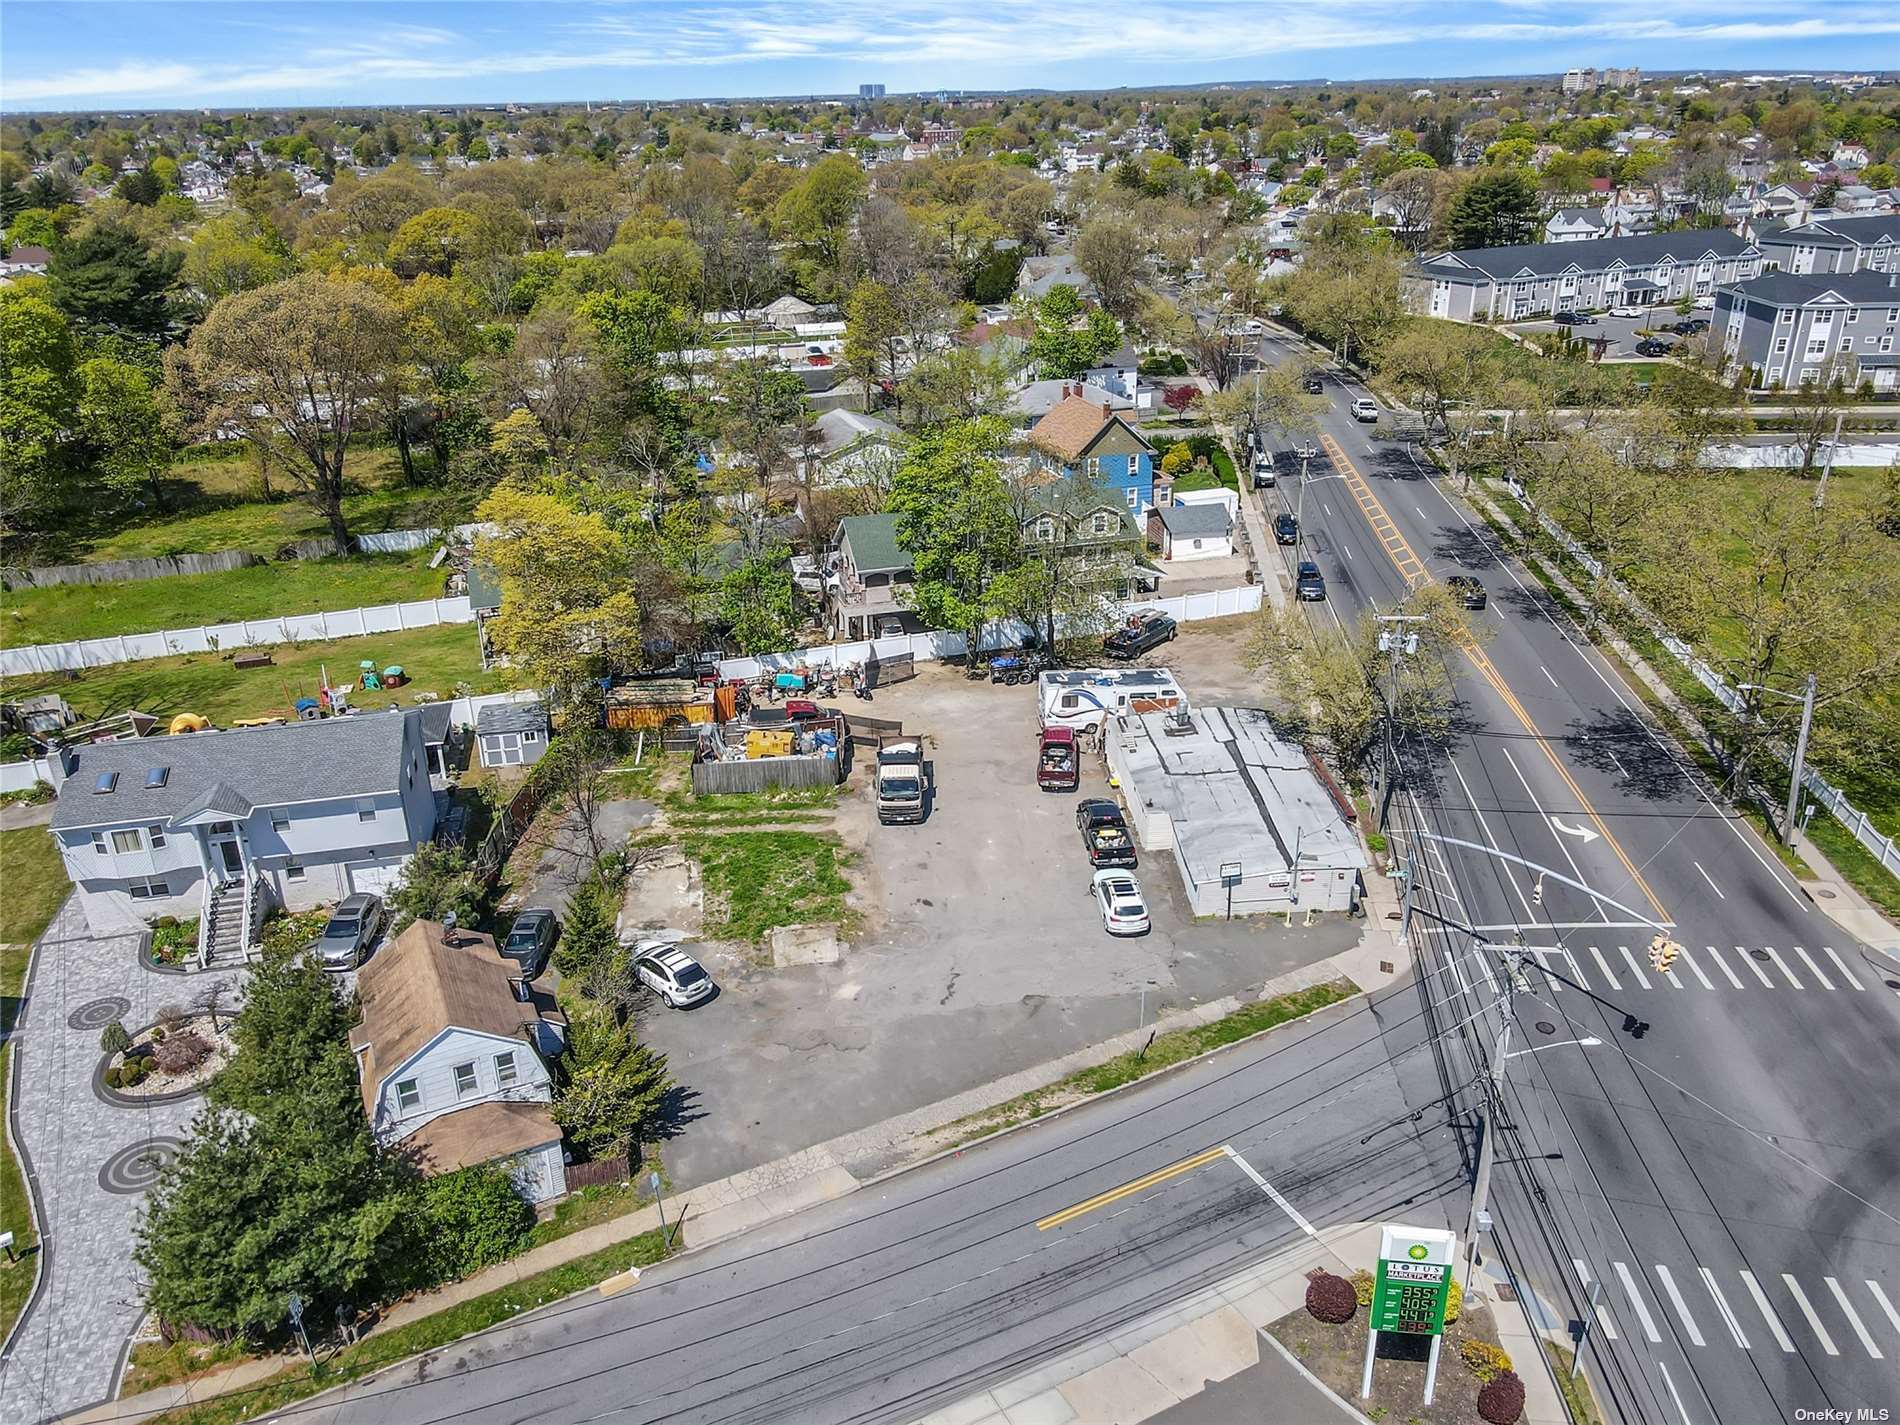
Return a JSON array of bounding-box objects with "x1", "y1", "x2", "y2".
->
[{"x1": 2, "y1": 15, "x2": 1900, "y2": 1425}]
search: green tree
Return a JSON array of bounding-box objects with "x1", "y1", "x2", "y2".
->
[
  {"x1": 773, "y1": 154, "x2": 868, "y2": 287},
  {"x1": 720, "y1": 544, "x2": 800, "y2": 654},
  {"x1": 386, "y1": 842, "x2": 486, "y2": 932},
  {"x1": 0, "y1": 289, "x2": 80, "y2": 531},
  {"x1": 5, "y1": 207, "x2": 61, "y2": 249},
  {"x1": 387, "y1": 206, "x2": 502, "y2": 279},
  {"x1": 1445, "y1": 169, "x2": 1541, "y2": 249},
  {"x1": 888, "y1": 417, "x2": 1021, "y2": 651},
  {"x1": 1074, "y1": 216, "x2": 1146, "y2": 320},
  {"x1": 48, "y1": 220, "x2": 181, "y2": 338},
  {"x1": 843, "y1": 278, "x2": 903, "y2": 412},
  {"x1": 551, "y1": 1001, "x2": 675, "y2": 1163},
  {"x1": 1025, "y1": 284, "x2": 1121, "y2": 379},
  {"x1": 551, "y1": 878, "x2": 617, "y2": 984},
  {"x1": 76, "y1": 356, "x2": 173, "y2": 510},
  {"x1": 182, "y1": 211, "x2": 292, "y2": 302},
  {"x1": 404, "y1": 1166, "x2": 534, "y2": 1286}
]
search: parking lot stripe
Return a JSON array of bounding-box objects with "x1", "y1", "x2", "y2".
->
[
  {"x1": 1739, "y1": 1271, "x2": 1796, "y2": 1352},
  {"x1": 1036, "y1": 1146, "x2": 1228, "y2": 1230},
  {"x1": 1825, "y1": 1278, "x2": 1883, "y2": 1358},
  {"x1": 1782, "y1": 1275, "x2": 1839, "y2": 1355}
]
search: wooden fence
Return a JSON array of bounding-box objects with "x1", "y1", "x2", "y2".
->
[
  {"x1": 3, "y1": 549, "x2": 260, "y2": 589},
  {"x1": 564, "y1": 1157, "x2": 630, "y2": 1191},
  {"x1": 691, "y1": 753, "x2": 842, "y2": 797}
]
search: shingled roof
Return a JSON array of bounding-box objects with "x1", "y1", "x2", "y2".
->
[{"x1": 1028, "y1": 388, "x2": 1148, "y2": 463}]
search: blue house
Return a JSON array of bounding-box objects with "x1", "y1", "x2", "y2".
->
[{"x1": 1026, "y1": 386, "x2": 1157, "y2": 514}]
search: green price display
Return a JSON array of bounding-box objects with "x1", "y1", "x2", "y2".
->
[{"x1": 1370, "y1": 1260, "x2": 1451, "y2": 1336}]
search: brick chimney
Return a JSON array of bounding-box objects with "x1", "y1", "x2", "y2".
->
[{"x1": 1101, "y1": 401, "x2": 1113, "y2": 420}]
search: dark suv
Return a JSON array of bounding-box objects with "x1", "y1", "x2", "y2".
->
[
  {"x1": 1104, "y1": 609, "x2": 1177, "y2": 660},
  {"x1": 1274, "y1": 511, "x2": 1299, "y2": 545},
  {"x1": 1447, "y1": 575, "x2": 1487, "y2": 610},
  {"x1": 501, "y1": 908, "x2": 559, "y2": 978},
  {"x1": 1296, "y1": 560, "x2": 1326, "y2": 601}
]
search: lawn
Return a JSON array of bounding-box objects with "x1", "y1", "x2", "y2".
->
[
  {"x1": 682, "y1": 829, "x2": 854, "y2": 942},
  {"x1": 0, "y1": 937, "x2": 49, "y2": 1348},
  {"x1": 0, "y1": 826, "x2": 70, "y2": 945},
  {"x1": 0, "y1": 621, "x2": 511, "y2": 728},
  {"x1": 1, "y1": 552, "x2": 446, "y2": 650}
]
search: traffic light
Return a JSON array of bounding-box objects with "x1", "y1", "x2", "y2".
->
[
  {"x1": 1532, "y1": 875, "x2": 1544, "y2": 907},
  {"x1": 1647, "y1": 935, "x2": 1681, "y2": 973}
]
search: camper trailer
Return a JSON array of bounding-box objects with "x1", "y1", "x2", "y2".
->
[{"x1": 1037, "y1": 668, "x2": 1188, "y2": 734}]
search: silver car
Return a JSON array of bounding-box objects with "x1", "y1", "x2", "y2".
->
[
  {"x1": 316, "y1": 893, "x2": 386, "y2": 970},
  {"x1": 633, "y1": 945, "x2": 716, "y2": 1008}
]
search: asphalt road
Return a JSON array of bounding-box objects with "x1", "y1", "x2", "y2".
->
[
  {"x1": 295, "y1": 980, "x2": 1462, "y2": 1425},
  {"x1": 1255, "y1": 329, "x2": 1900, "y2": 1425}
]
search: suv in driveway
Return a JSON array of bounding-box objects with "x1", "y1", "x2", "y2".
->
[
  {"x1": 1552, "y1": 310, "x2": 1597, "y2": 326},
  {"x1": 633, "y1": 944, "x2": 715, "y2": 1007},
  {"x1": 501, "y1": 908, "x2": 559, "y2": 978},
  {"x1": 1634, "y1": 337, "x2": 1674, "y2": 357},
  {"x1": 315, "y1": 893, "x2": 385, "y2": 970},
  {"x1": 1296, "y1": 560, "x2": 1326, "y2": 600},
  {"x1": 1104, "y1": 609, "x2": 1176, "y2": 660}
]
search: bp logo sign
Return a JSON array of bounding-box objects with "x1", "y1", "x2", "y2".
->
[
  {"x1": 1408, "y1": 1244, "x2": 1429, "y2": 1261},
  {"x1": 1371, "y1": 1226, "x2": 1456, "y2": 1337}
]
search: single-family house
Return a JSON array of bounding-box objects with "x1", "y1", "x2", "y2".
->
[
  {"x1": 763, "y1": 294, "x2": 817, "y2": 332},
  {"x1": 1083, "y1": 343, "x2": 1144, "y2": 408},
  {"x1": 1545, "y1": 208, "x2": 1608, "y2": 244},
  {"x1": 825, "y1": 513, "x2": 917, "y2": 640},
  {"x1": 1009, "y1": 378, "x2": 1131, "y2": 427},
  {"x1": 1018, "y1": 484, "x2": 1151, "y2": 608},
  {"x1": 351, "y1": 919, "x2": 569, "y2": 1204},
  {"x1": 805, "y1": 407, "x2": 902, "y2": 487},
  {"x1": 2, "y1": 245, "x2": 52, "y2": 276},
  {"x1": 47, "y1": 711, "x2": 438, "y2": 958},
  {"x1": 1025, "y1": 388, "x2": 1157, "y2": 514},
  {"x1": 1017, "y1": 253, "x2": 1096, "y2": 302},
  {"x1": 476, "y1": 697, "x2": 549, "y2": 769},
  {"x1": 1147, "y1": 496, "x2": 1236, "y2": 562}
]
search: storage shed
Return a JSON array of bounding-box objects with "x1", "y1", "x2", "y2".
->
[{"x1": 476, "y1": 698, "x2": 549, "y2": 769}]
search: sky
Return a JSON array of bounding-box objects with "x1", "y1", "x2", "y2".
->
[{"x1": 2, "y1": 0, "x2": 1897, "y2": 112}]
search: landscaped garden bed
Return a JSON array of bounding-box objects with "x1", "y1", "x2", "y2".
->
[
  {"x1": 145, "y1": 917, "x2": 199, "y2": 971},
  {"x1": 97, "y1": 1006, "x2": 236, "y2": 1104}
]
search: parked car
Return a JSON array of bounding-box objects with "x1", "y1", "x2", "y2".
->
[
  {"x1": 1671, "y1": 318, "x2": 1709, "y2": 335},
  {"x1": 1273, "y1": 511, "x2": 1299, "y2": 545},
  {"x1": 1351, "y1": 397, "x2": 1379, "y2": 423},
  {"x1": 1091, "y1": 869, "x2": 1151, "y2": 936},
  {"x1": 315, "y1": 893, "x2": 385, "y2": 971},
  {"x1": 1551, "y1": 311, "x2": 1597, "y2": 326},
  {"x1": 783, "y1": 698, "x2": 827, "y2": 722},
  {"x1": 1693, "y1": 295, "x2": 1715, "y2": 310},
  {"x1": 1251, "y1": 451, "x2": 1277, "y2": 488},
  {"x1": 1104, "y1": 608, "x2": 1176, "y2": 660},
  {"x1": 1302, "y1": 374, "x2": 1324, "y2": 394},
  {"x1": 1037, "y1": 726, "x2": 1079, "y2": 792},
  {"x1": 1447, "y1": 575, "x2": 1487, "y2": 610},
  {"x1": 500, "y1": 908, "x2": 558, "y2": 978},
  {"x1": 1296, "y1": 560, "x2": 1327, "y2": 601},
  {"x1": 633, "y1": 944, "x2": 715, "y2": 1008},
  {"x1": 1634, "y1": 338, "x2": 1674, "y2": 357},
  {"x1": 1076, "y1": 798, "x2": 1138, "y2": 868},
  {"x1": 1609, "y1": 303, "x2": 1647, "y2": 318}
]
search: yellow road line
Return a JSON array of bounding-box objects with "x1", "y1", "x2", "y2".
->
[
  {"x1": 1319, "y1": 434, "x2": 1669, "y2": 922},
  {"x1": 1036, "y1": 1146, "x2": 1229, "y2": 1230}
]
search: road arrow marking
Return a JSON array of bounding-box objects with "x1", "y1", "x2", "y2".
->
[{"x1": 1549, "y1": 816, "x2": 1600, "y2": 843}]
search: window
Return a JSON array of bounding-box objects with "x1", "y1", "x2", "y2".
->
[
  {"x1": 286, "y1": 862, "x2": 305, "y2": 881},
  {"x1": 356, "y1": 799, "x2": 376, "y2": 823},
  {"x1": 395, "y1": 1078, "x2": 420, "y2": 1111},
  {"x1": 1125, "y1": 487, "x2": 1139, "y2": 510},
  {"x1": 1035, "y1": 517, "x2": 1056, "y2": 543},
  {"x1": 1888, "y1": 309, "x2": 1899, "y2": 323},
  {"x1": 91, "y1": 833, "x2": 108, "y2": 856},
  {"x1": 1779, "y1": 309, "x2": 1794, "y2": 324},
  {"x1": 1092, "y1": 512, "x2": 1115, "y2": 535},
  {"x1": 1881, "y1": 336, "x2": 1894, "y2": 353},
  {"x1": 452, "y1": 1062, "x2": 478, "y2": 1098},
  {"x1": 271, "y1": 810, "x2": 289, "y2": 832},
  {"x1": 523, "y1": 730, "x2": 540, "y2": 744},
  {"x1": 1774, "y1": 338, "x2": 1789, "y2": 353},
  {"x1": 144, "y1": 767, "x2": 169, "y2": 789},
  {"x1": 127, "y1": 878, "x2": 169, "y2": 900},
  {"x1": 1085, "y1": 456, "x2": 1101, "y2": 478},
  {"x1": 495, "y1": 1052, "x2": 518, "y2": 1087},
  {"x1": 148, "y1": 824, "x2": 166, "y2": 850},
  {"x1": 1848, "y1": 308, "x2": 1861, "y2": 323},
  {"x1": 111, "y1": 828, "x2": 142, "y2": 854},
  {"x1": 94, "y1": 772, "x2": 118, "y2": 795}
]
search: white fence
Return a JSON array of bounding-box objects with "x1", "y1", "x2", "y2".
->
[
  {"x1": 0, "y1": 758, "x2": 52, "y2": 794},
  {"x1": 715, "y1": 584, "x2": 1264, "y2": 681},
  {"x1": 1514, "y1": 489, "x2": 1900, "y2": 879},
  {"x1": 0, "y1": 597, "x2": 477, "y2": 678},
  {"x1": 355, "y1": 521, "x2": 496, "y2": 555},
  {"x1": 1702, "y1": 442, "x2": 1900, "y2": 470}
]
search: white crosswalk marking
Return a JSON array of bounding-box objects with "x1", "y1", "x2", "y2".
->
[
  {"x1": 1614, "y1": 1261, "x2": 1663, "y2": 1343},
  {"x1": 1619, "y1": 945, "x2": 1653, "y2": 990},
  {"x1": 1589, "y1": 945, "x2": 1621, "y2": 990},
  {"x1": 1866, "y1": 1280, "x2": 1900, "y2": 1340},
  {"x1": 1677, "y1": 946, "x2": 1715, "y2": 990},
  {"x1": 1655, "y1": 1265, "x2": 1706, "y2": 1346},
  {"x1": 1763, "y1": 946, "x2": 1804, "y2": 989},
  {"x1": 1793, "y1": 946, "x2": 1834, "y2": 990},
  {"x1": 1560, "y1": 946, "x2": 1585, "y2": 987},
  {"x1": 1699, "y1": 1267, "x2": 1750, "y2": 1348},
  {"x1": 1703, "y1": 945, "x2": 1745, "y2": 989},
  {"x1": 1572, "y1": 1259, "x2": 1619, "y2": 1340},
  {"x1": 1824, "y1": 1278, "x2": 1883, "y2": 1358},
  {"x1": 1822, "y1": 946, "x2": 1865, "y2": 991},
  {"x1": 1782, "y1": 1274, "x2": 1839, "y2": 1355},
  {"x1": 1740, "y1": 1271, "x2": 1796, "y2": 1353},
  {"x1": 1738, "y1": 945, "x2": 1775, "y2": 988}
]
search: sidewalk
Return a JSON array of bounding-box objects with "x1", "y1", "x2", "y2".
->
[
  {"x1": 68, "y1": 919, "x2": 1406, "y2": 1425},
  {"x1": 909, "y1": 1222, "x2": 1573, "y2": 1425}
]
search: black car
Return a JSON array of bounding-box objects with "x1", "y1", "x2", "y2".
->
[
  {"x1": 1076, "y1": 798, "x2": 1138, "y2": 868},
  {"x1": 1671, "y1": 318, "x2": 1709, "y2": 335},
  {"x1": 1104, "y1": 609, "x2": 1176, "y2": 660},
  {"x1": 1634, "y1": 337, "x2": 1674, "y2": 357},
  {"x1": 501, "y1": 908, "x2": 559, "y2": 978},
  {"x1": 1552, "y1": 311, "x2": 1596, "y2": 326},
  {"x1": 1273, "y1": 511, "x2": 1299, "y2": 545},
  {"x1": 1296, "y1": 560, "x2": 1326, "y2": 600},
  {"x1": 1447, "y1": 575, "x2": 1487, "y2": 610},
  {"x1": 1302, "y1": 374, "x2": 1324, "y2": 394}
]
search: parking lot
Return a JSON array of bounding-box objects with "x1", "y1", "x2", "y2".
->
[
  {"x1": 1509, "y1": 304, "x2": 1709, "y2": 359},
  {"x1": 634, "y1": 628, "x2": 1361, "y2": 1190}
]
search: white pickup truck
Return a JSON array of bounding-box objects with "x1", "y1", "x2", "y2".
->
[{"x1": 875, "y1": 742, "x2": 927, "y2": 825}]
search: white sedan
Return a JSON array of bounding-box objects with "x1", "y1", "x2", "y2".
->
[
  {"x1": 1609, "y1": 303, "x2": 1647, "y2": 318},
  {"x1": 1091, "y1": 869, "x2": 1151, "y2": 936}
]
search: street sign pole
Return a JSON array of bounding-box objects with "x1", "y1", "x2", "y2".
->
[
  {"x1": 1220, "y1": 860, "x2": 1241, "y2": 921},
  {"x1": 649, "y1": 1170, "x2": 669, "y2": 1249},
  {"x1": 1423, "y1": 1334, "x2": 1442, "y2": 1405}
]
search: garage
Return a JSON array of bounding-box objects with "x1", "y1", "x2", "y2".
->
[{"x1": 347, "y1": 857, "x2": 407, "y2": 895}]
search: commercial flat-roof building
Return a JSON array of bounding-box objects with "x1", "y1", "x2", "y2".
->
[{"x1": 1106, "y1": 705, "x2": 1367, "y2": 916}]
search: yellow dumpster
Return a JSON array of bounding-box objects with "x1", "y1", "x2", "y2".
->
[{"x1": 746, "y1": 729, "x2": 794, "y2": 759}]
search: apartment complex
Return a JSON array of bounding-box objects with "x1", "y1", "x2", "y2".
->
[
  {"x1": 1757, "y1": 213, "x2": 1900, "y2": 276},
  {"x1": 1410, "y1": 230, "x2": 1764, "y2": 322},
  {"x1": 1715, "y1": 269, "x2": 1900, "y2": 393}
]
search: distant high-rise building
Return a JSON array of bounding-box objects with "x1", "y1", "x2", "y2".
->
[
  {"x1": 860, "y1": 83, "x2": 886, "y2": 99},
  {"x1": 1561, "y1": 68, "x2": 1598, "y2": 95},
  {"x1": 1602, "y1": 67, "x2": 1641, "y2": 90}
]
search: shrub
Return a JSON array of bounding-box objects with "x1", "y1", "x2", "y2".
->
[
  {"x1": 153, "y1": 1030, "x2": 212, "y2": 1076},
  {"x1": 1305, "y1": 1271, "x2": 1358, "y2": 1324},
  {"x1": 103, "y1": 1065, "x2": 124, "y2": 1089},
  {"x1": 100, "y1": 1020, "x2": 132, "y2": 1057},
  {"x1": 1445, "y1": 1275, "x2": 1463, "y2": 1324},
  {"x1": 1460, "y1": 1338, "x2": 1513, "y2": 1382},
  {"x1": 1350, "y1": 1268, "x2": 1375, "y2": 1307},
  {"x1": 121, "y1": 1059, "x2": 149, "y2": 1087},
  {"x1": 407, "y1": 1165, "x2": 535, "y2": 1284},
  {"x1": 155, "y1": 1003, "x2": 187, "y2": 1032},
  {"x1": 1478, "y1": 1370, "x2": 1526, "y2": 1424},
  {"x1": 154, "y1": 915, "x2": 179, "y2": 929}
]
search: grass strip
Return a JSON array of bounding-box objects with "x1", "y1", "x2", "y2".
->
[
  {"x1": 0, "y1": 941, "x2": 43, "y2": 1348},
  {"x1": 148, "y1": 1227, "x2": 676, "y2": 1425},
  {"x1": 1543, "y1": 1340, "x2": 1605, "y2": 1425},
  {"x1": 682, "y1": 830, "x2": 854, "y2": 942}
]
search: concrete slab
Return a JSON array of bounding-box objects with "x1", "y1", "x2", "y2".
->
[
  {"x1": 1054, "y1": 1357, "x2": 1179, "y2": 1422},
  {"x1": 1001, "y1": 1387, "x2": 1081, "y2": 1425},
  {"x1": 920, "y1": 1394, "x2": 1010, "y2": 1425},
  {"x1": 1126, "y1": 1307, "x2": 1259, "y2": 1398},
  {"x1": 770, "y1": 923, "x2": 841, "y2": 966}
]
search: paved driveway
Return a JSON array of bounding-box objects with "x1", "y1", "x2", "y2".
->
[
  {"x1": 1509, "y1": 308, "x2": 1704, "y2": 358},
  {"x1": 0, "y1": 900, "x2": 245, "y2": 1424}
]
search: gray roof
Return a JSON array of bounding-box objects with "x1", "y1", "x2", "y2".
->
[
  {"x1": 1418, "y1": 229, "x2": 1758, "y2": 283},
  {"x1": 1010, "y1": 379, "x2": 1131, "y2": 421},
  {"x1": 1722, "y1": 269, "x2": 1900, "y2": 306},
  {"x1": 814, "y1": 406, "x2": 900, "y2": 457},
  {"x1": 1761, "y1": 212, "x2": 1900, "y2": 251},
  {"x1": 1156, "y1": 503, "x2": 1235, "y2": 538},
  {"x1": 411, "y1": 701, "x2": 454, "y2": 746},
  {"x1": 1550, "y1": 207, "x2": 1607, "y2": 228},
  {"x1": 476, "y1": 699, "x2": 547, "y2": 736},
  {"x1": 50, "y1": 712, "x2": 411, "y2": 831}
]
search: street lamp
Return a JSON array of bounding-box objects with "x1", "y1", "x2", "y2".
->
[{"x1": 1737, "y1": 675, "x2": 1817, "y2": 855}]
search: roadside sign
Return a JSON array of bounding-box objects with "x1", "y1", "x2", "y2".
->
[
  {"x1": 1363, "y1": 1224, "x2": 1457, "y2": 1405},
  {"x1": 1219, "y1": 860, "x2": 1243, "y2": 887}
]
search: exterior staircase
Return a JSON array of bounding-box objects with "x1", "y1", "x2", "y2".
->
[{"x1": 201, "y1": 878, "x2": 249, "y2": 967}]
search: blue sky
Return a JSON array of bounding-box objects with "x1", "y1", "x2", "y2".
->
[{"x1": 3, "y1": 1, "x2": 1896, "y2": 111}]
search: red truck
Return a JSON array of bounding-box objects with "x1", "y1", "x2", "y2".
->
[{"x1": 1037, "y1": 726, "x2": 1079, "y2": 792}]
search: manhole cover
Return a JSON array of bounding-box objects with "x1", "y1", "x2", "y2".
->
[
  {"x1": 98, "y1": 1137, "x2": 181, "y2": 1195},
  {"x1": 68, "y1": 996, "x2": 132, "y2": 1031},
  {"x1": 1751, "y1": 949, "x2": 1771, "y2": 962},
  {"x1": 1534, "y1": 1021, "x2": 1557, "y2": 1035},
  {"x1": 1815, "y1": 888, "x2": 1837, "y2": 900}
]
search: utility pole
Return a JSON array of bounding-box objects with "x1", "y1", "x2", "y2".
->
[
  {"x1": 1787, "y1": 672, "x2": 1816, "y2": 854},
  {"x1": 1813, "y1": 410, "x2": 1844, "y2": 509},
  {"x1": 1463, "y1": 949, "x2": 1515, "y2": 1290},
  {"x1": 1295, "y1": 450, "x2": 1311, "y2": 552},
  {"x1": 1373, "y1": 614, "x2": 1425, "y2": 830}
]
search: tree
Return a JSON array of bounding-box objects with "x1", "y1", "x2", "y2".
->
[
  {"x1": 1025, "y1": 283, "x2": 1121, "y2": 379},
  {"x1": 1782, "y1": 354, "x2": 1857, "y2": 476},
  {"x1": 551, "y1": 1001, "x2": 675, "y2": 1162},
  {"x1": 1445, "y1": 169, "x2": 1541, "y2": 249},
  {"x1": 487, "y1": 308, "x2": 605, "y2": 472},
  {"x1": 76, "y1": 356, "x2": 173, "y2": 510},
  {"x1": 182, "y1": 212, "x2": 291, "y2": 303},
  {"x1": 1202, "y1": 362, "x2": 1326, "y2": 449},
  {"x1": 0, "y1": 289, "x2": 79, "y2": 533},
  {"x1": 720, "y1": 545, "x2": 799, "y2": 654},
  {"x1": 1380, "y1": 167, "x2": 1441, "y2": 251},
  {"x1": 170, "y1": 274, "x2": 405, "y2": 554},
  {"x1": 387, "y1": 206, "x2": 502, "y2": 278},
  {"x1": 843, "y1": 278, "x2": 903, "y2": 412},
  {"x1": 888, "y1": 418, "x2": 1022, "y2": 652},
  {"x1": 551, "y1": 877, "x2": 617, "y2": 984},
  {"x1": 1074, "y1": 216, "x2": 1146, "y2": 320},
  {"x1": 473, "y1": 485, "x2": 644, "y2": 694},
  {"x1": 1275, "y1": 226, "x2": 1406, "y2": 367},
  {"x1": 47, "y1": 220, "x2": 181, "y2": 338},
  {"x1": 997, "y1": 474, "x2": 1138, "y2": 654},
  {"x1": 1376, "y1": 321, "x2": 1501, "y2": 488},
  {"x1": 386, "y1": 842, "x2": 485, "y2": 932}
]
